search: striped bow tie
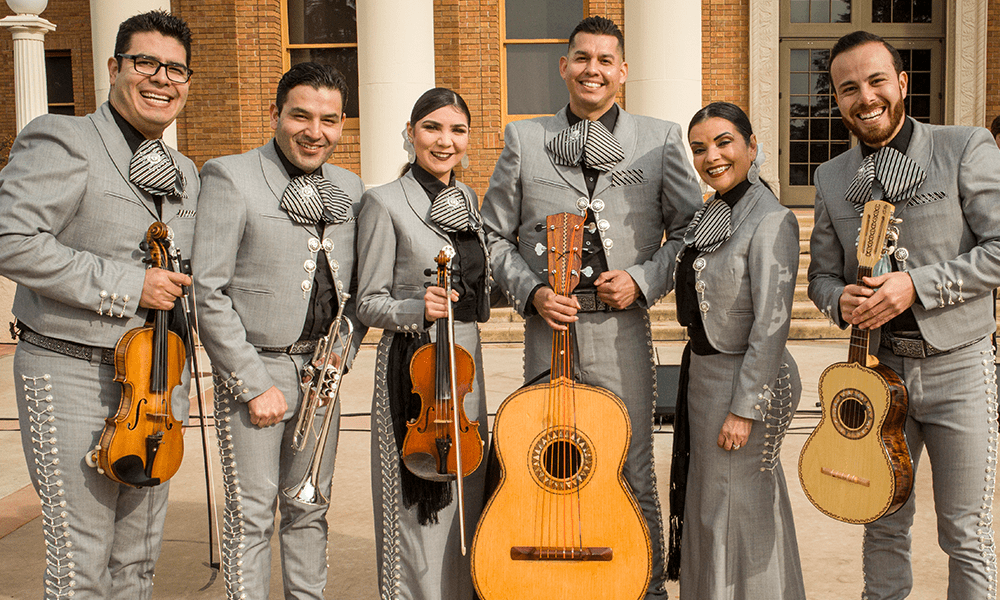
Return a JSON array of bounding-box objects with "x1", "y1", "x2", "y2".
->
[
  {"x1": 683, "y1": 198, "x2": 732, "y2": 253},
  {"x1": 546, "y1": 119, "x2": 624, "y2": 172},
  {"x1": 280, "y1": 173, "x2": 353, "y2": 225},
  {"x1": 130, "y1": 139, "x2": 183, "y2": 197},
  {"x1": 430, "y1": 186, "x2": 482, "y2": 233},
  {"x1": 845, "y1": 146, "x2": 926, "y2": 206}
]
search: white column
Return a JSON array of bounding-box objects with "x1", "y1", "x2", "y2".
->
[
  {"x1": 356, "y1": 0, "x2": 435, "y2": 186},
  {"x1": 624, "y1": 0, "x2": 701, "y2": 133},
  {"x1": 0, "y1": 10, "x2": 55, "y2": 132},
  {"x1": 89, "y1": 0, "x2": 177, "y2": 147}
]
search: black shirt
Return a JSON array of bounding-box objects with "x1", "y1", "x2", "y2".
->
[
  {"x1": 676, "y1": 179, "x2": 752, "y2": 355},
  {"x1": 859, "y1": 117, "x2": 918, "y2": 332},
  {"x1": 411, "y1": 163, "x2": 485, "y2": 323},
  {"x1": 110, "y1": 102, "x2": 163, "y2": 218},
  {"x1": 273, "y1": 140, "x2": 339, "y2": 343}
]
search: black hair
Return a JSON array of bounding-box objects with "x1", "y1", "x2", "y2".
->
[
  {"x1": 400, "y1": 88, "x2": 472, "y2": 177},
  {"x1": 991, "y1": 115, "x2": 1000, "y2": 138},
  {"x1": 115, "y1": 10, "x2": 192, "y2": 68},
  {"x1": 829, "y1": 30, "x2": 904, "y2": 76},
  {"x1": 567, "y1": 16, "x2": 624, "y2": 57},
  {"x1": 275, "y1": 62, "x2": 349, "y2": 115},
  {"x1": 688, "y1": 101, "x2": 771, "y2": 191}
]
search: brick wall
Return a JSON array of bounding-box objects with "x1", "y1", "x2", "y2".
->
[
  {"x1": 988, "y1": 0, "x2": 1000, "y2": 127},
  {"x1": 702, "y1": 0, "x2": 750, "y2": 112},
  {"x1": 0, "y1": 0, "x2": 96, "y2": 164}
]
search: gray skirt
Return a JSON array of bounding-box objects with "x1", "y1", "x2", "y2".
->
[
  {"x1": 370, "y1": 321, "x2": 488, "y2": 600},
  {"x1": 680, "y1": 349, "x2": 806, "y2": 600}
]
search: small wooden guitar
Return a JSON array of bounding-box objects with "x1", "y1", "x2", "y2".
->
[
  {"x1": 798, "y1": 198, "x2": 913, "y2": 524},
  {"x1": 471, "y1": 212, "x2": 651, "y2": 600}
]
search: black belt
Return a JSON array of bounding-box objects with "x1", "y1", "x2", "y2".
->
[
  {"x1": 15, "y1": 324, "x2": 116, "y2": 365},
  {"x1": 575, "y1": 290, "x2": 613, "y2": 313},
  {"x1": 258, "y1": 339, "x2": 319, "y2": 355},
  {"x1": 879, "y1": 330, "x2": 981, "y2": 359}
]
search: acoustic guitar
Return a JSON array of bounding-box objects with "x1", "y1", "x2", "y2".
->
[
  {"x1": 798, "y1": 198, "x2": 913, "y2": 524},
  {"x1": 471, "y1": 212, "x2": 651, "y2": 600}
]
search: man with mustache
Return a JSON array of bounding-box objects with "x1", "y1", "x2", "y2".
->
[
  {"x1": 808, "y1": 30, "x2": 1000, "y2": 599},
  {"x1": 0, "y1": 11, "x2": 197, "y2": 599},
  {"x1": 480, "y1": 16, "x2": 701, "y2": 599},
  {"x1": 191, "y1": 62, "x2": 366, "y2": 599}
]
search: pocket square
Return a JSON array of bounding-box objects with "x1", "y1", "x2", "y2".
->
[
  {"x1": 906, "y1": 191, "x2": 947, "y2": 207},
  {"x1": 612, "y1": 169, "x2": 645, "y2": 187}
]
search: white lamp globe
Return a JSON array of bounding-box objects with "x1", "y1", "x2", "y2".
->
[{"x1": 6, "y1": 0, "x2": 48, "y2": 15}]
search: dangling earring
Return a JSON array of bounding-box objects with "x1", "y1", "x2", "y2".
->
[
  {"x1": 401, "y1": 127, "x2": 415, "y2": 164},
  {"x1": 747, "y1": 161, "x2": 760, "y2": 185},
  {"x1": 461, "y1": 154, "x2": 470, "y2": 169}
]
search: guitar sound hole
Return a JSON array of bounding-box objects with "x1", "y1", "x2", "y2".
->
[
  {"x1": 838, "y1": 397, "x2": 866, "y2": 430},
  {"x1": 543, "y1": 440, "x2": 583, "y2": 480}
]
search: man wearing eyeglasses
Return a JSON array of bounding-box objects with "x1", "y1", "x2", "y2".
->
[{"x1": 0, "y1": 11, "x2": 198, "y2": 599}]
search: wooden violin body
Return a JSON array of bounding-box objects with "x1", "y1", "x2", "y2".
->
[
  {"x1": 471, "y1": 212, "x2": 651, "y2": 600},
  {"x1": 91, "y1": 222, "x2": 186, "y2": 488},
  {"x1": 402, "y1": 245, "x2": 483, "y2": 482}
]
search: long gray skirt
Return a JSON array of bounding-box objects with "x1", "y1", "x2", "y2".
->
[
  {"x1": 680, "y1": 349, "x2": 806, "y2": 600},
  {"x1": 370, "y1": 321, "x2": 488, "y2": 600}
]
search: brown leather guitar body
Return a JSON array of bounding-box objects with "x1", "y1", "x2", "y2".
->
[
  {"x1": 798, "y1": 199, "x2": 913, "y2": 523},
  {"x1": 471, "y1": 213, "x2": 651, "y2": 600}
]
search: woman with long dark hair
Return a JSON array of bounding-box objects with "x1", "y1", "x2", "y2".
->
[
  {"x1": 356, "y1": 87, "x2": 490, "y2": 599},
  {"x1": 668, "y1": 101, "x2": 806, "y2": 599}
]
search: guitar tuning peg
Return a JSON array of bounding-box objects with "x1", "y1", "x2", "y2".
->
[
  {"x1": 891, "y1": 217, "x2": 903, "y2": 224},
  {"x1": 534, "y1": 223, "x2": 545, "y2": 232}
]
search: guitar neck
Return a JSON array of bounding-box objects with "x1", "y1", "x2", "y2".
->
[{"x1": 846, "y1": 265, "x2": 874, "y2": 365}]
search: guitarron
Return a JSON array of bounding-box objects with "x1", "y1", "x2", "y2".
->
[
  {"x1": 798, "y1": 198, "x2": 913, "y2": 523},
  {"x1": 471, "y1": 212, "x2": 651, "y2": 600}
]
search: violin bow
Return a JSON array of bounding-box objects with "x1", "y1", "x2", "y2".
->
[
  {"x1": 172, "y1": 247, "x2": 222, "y2": 570},
  {"x1": 443, "y1": 247, "x2": 469, "y2": 555}
]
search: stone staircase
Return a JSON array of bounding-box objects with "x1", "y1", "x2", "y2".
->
[{"x1": 476, "y1": 208, "x2": 846, "y2": 343}]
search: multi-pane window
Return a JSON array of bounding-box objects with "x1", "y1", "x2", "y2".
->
[
  {"x1": 46, "y1": 50, "x2": 74, "y2": 116},
  {"x1": 787, "y1": 49, "x2": 848, "y2": 187},
  {"x1": 502, "y1": 0, "x2": 583, "y2": 122},
  {"x1": 790, "y1": 0, "x2": 851, "y2": 23},
  {"x1": 284, "y1": 0, "x2": 359, "y2": 119},
  {"x1": 872, "y1": 0, "x2": 932, "y2": 23}
]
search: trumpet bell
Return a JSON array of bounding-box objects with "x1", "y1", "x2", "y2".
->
[{"x1": 283, "y1": 474, "x2": 330, "y2": 506}]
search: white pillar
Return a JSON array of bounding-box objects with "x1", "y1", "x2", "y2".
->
[
  {"x1": 0, "y1": 9, "x2": 55, "y2": 132},
  {"x1": 357, "y1": 0, "x2": 435, "y2": 186},
  {"x1": 89, "y1": 0, "x2": 177, "y2": 147},
  {"x1": 624, "y1": 0, "x2": 701, "y2": 133}
]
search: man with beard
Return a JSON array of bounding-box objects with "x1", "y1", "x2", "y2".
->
[
  {"x1": 808, "y1": 30, "x2": 1000, "y2": 599},
  {"x1": 192, "y1": 62, "x2": 366, "y2": 599},
  {"x1": 480, "y1": 16, "x2": 701, "y2": 599}
]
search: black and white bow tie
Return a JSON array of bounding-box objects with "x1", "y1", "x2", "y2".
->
[
  {"x1": 845, "y1": 146, "x2": 926, "y2": 206},
  {"x1": 130, "y1": 139, "x2": 183, "y2": 197},
  {"x1": 546, "y1": 119, "x2": 624, "y2": 172},
  {"x1": 280, "y1": 173, "x2": 352, "y2": 225},
  {"x1": 430, "y1": 186, "x2": 482, "y2": 233},
  {"x1": 683, "y1": 198, "x2": 732, "y2": 253}
]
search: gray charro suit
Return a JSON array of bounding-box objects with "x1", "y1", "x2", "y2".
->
[
  {"x1": 480, "y1": 104, "x2": 702, "y2": 599},
  {"x1": 356, "y1": 170, "x2": 490, "y2": 600},
  {"x1": 0, "y1": 102, "x2": 199, "y2": 599},
  {"x1": 808, "y1": 117, "x2": 1000, "y2": 599},
  {"x1": 678, "y1": 182, "x2": 805, "y2": 599},
  {"x1": 192, "y1": 141, "x2": 365, "y2": 600}
]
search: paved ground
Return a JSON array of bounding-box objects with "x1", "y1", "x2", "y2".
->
[{"x1": 0, "y1": 339, "x2": 965, "y2": 598}]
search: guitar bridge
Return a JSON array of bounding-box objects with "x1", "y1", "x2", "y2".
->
[
  {"x1": 510, "y1": 546, "x2": 613, "y2": 561},
  {"x1": 821, "y1": 467, "x2": 871, "y2": 487}
]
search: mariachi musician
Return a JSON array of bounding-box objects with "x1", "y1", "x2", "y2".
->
[
  {"x1": 0, "y1": 11, "x2": 198, "y2": 599},
  {"x1": 192, "y1": 62, "x2": 365, "y2": 599},
  {"x1": 479, "y1": 17, "x2": 701, "y2": 599}
]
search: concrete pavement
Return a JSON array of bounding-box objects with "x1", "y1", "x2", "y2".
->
[{"x1": 0, "y1": 339, "x2": 963, "y2": 598}]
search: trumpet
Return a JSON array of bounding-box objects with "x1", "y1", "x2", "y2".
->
[{"x1": 283, "y1": 288, "x2": 355, "y2": 506}]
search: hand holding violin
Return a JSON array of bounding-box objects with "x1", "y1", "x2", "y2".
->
[
  {"x1": 140, "y1": 267, "x2": 191, "y2": 310},
  {"x1": 425, "y1": 285, "x2": 459, "y2": 321}
]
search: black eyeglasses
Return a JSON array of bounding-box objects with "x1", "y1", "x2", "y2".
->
[{"x1": 117, "y1": 54, "x2": 193, "y2": 84}]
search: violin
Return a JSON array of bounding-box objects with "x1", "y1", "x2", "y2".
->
[
  {"x1": 90, "y1": 222, "x2": 186, "y2": 487},
  {"x1": 403, "y1": 245, "x2": 483, "y2": 552}
]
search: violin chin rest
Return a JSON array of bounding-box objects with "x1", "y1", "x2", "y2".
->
[
  {"x1": 402, "y1": 452, "x2": 457, "y2": 482},
  {"x1": 112, "y1": 455, "x2": 161, "y2": 488}
]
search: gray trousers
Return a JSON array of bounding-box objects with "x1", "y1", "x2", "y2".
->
[
  {"x1": 14, "y1": 340, "x2": 189, "y2": 600},
  {"x1": 862, "y1": 336, "x2": 998, "y2": 600},
  {"x1": 213, "y1": 351, "x2": 341, "y2": 600},
  {"x1": 523, "y1": 307, "x2": 667, "y2": 600}
]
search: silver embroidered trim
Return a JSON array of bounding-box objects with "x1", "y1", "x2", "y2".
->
[
  {"x1": 374, "y1": 332, "x2": 403, "y2": 599},
  {"x1": 759, "y1": 363, "x2": 794, "y2": 472},
  {"x1": 24, "y1": 373, "x2": 75, "y2": 599},
  {"x1": 213, "y1": 373, "x2": 248, "y2": 600},
  {"x1": 641, "y1": 309, "x2": 668, "y2": 594},
  {"x1": 981, "y1": 347, "x2": 998, "y2": 598}
]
